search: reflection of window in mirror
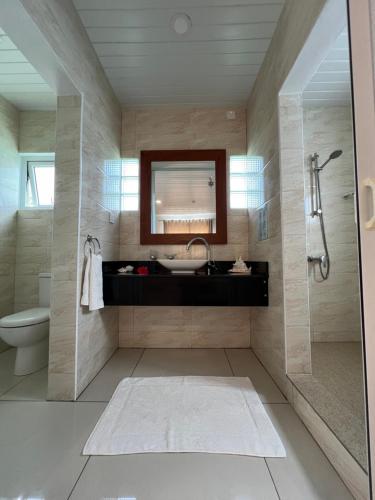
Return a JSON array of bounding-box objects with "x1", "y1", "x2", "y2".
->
[{"x1": 151, "y1": 161, "x2": 217, "y2": 235}]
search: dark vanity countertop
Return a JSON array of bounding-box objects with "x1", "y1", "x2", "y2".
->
[
  {"x1": 103, "y1": 260, "x2": 268, "y2": 307},
  {"x1": 102, "y1": 260, "x2": 268, "y2": 278}
]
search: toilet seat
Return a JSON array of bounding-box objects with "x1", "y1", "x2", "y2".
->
[{"x1": 0, "y1": 307, "x2": 50, "y2": 328}]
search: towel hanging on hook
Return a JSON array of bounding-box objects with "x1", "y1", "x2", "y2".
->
[
  {"x1": 84, "y1": 234, "x2": 101, "y2": 255},
  {"x1": 82, "y1": 234, "x2": 104, "y2": 311}
]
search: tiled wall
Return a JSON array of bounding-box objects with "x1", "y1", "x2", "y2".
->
[
  {"x1": 0, "y1": 96, "x2": 19, "y2": 352},
  {"x1": 279, "y1": 94, "x2": 311, "y2": 374},
  {"x1": 49, "y1": 95, "x2": 82, "y2": 400},
  {"x1": 77, "y1": 94, "x2": 121, "y2": 396},
  {"x1": 119, "y1": 106, "x2": 250, "y2": 348},
  {"x1": 246, "y1": 0, "x2": 326, "y2": 392},
  {"x1": 21, "y1": 0, "x2": 122, "y2": 400},
  {"x1": 303, "y1": 104, "x2": 361, "y2": 342},
  {"x1": 19, "y1": 111, "x2": 56, "y2": 153},
  {"x1": 119, "y1": 307, "x2": 251, "y2": 348},
  {"x1": 14, "y1": 210, "x2": 53, "y2": 312}
]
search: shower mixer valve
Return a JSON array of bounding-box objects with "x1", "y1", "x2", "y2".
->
[{"x1": 307, "y1": 255, "x2": 329, "y2": 267}]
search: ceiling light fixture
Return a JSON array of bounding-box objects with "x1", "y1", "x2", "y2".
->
[
  {"x1": 170, "y1": 13, "x2": 192, "y2": 36},
  {"x1": 156, "y1": 199, "x2": 162, "y2": 204}
]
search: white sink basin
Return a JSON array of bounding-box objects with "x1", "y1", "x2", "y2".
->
[{"x1": 158, "y1": 259, "x2": 207, "y2": 273}]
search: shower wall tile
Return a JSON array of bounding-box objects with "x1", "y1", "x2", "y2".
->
[
  {"x1": 286, "y1": 326, "x2": 311, "y2": 373},
  {"x1": 278, "y1": 94, "x2": 311, "y2": 374},
  {"x1": 284, "y1": 280, "x2": 309, "y2": 327},
  {"x1": 303, "y1": 104, "x2": 361, "y2": 343}
]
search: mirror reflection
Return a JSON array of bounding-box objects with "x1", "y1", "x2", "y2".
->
[{"x1": 151, "y1": 160, "x2": 216, "y2": 234}]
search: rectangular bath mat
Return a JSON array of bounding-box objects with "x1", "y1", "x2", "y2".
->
[{"x1": 83, "y1": 376, "x2": 286, "y2": 457}]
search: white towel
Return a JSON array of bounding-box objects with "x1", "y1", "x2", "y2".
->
[
  {"x1": 81, "y1": 250, "x2": 91, "y2": 306},
  {"x1": 89, "y1": 252, "x2": 104, "y2": 311},
  {"x1": 83, "y1": 376, "x2": 286, "y2": 457},
  {"x1": 81, "y1": 249, "x2": 104, "y2": 311}
]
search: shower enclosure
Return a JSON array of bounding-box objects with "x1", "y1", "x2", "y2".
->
[
  {"x1": 299, "y1": 62, "x2": 366, "y2": 471},
  {"x1": 278, "y1": 9, "x2": 368, "y2": 490}
]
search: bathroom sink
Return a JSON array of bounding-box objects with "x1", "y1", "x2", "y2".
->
[{"x1": 158, "y1": 259, "x2": 207, "y2": 273}]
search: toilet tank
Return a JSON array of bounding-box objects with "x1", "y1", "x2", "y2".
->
[{"x1": 39, "y1": 273, "x2": 51, "y2": 307}]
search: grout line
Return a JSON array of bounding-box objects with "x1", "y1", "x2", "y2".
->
[
  {"x1": 263, "y1": 402, "x2": 290, "y2": 405},
  {"x1": 76, "y1": 348, "x2": 120, "y2": 400},
  {"x1": 223, "y1": 348, "x2": 235, "y2": 376},
  {"x1": 67, "y1": 456, "x2": 91, "y2": 500},
  {"x1": 75, "y1": 348, "x2": 145, "y2": 403},
  {"x1": 0, "y1": 378, "x2": 27, "y2": 399},
  {"x1": 130, "y1": 348, "x2": 145, "y2": 377},
  {"x1": 264, "y1": 458, "x2": 281, "y2": 500}
]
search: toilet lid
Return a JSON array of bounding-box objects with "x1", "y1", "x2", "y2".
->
[{"x1": 0, "y1": 307, "x2": 50, "y2": 328}]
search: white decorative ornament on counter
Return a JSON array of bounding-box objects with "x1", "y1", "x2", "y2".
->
[
  {"x1": 229, "y1": 257, "x2": 251, "y2": 274},
  {"x1": 118, "y1": 266, "x2": 134, "y2": 273}
]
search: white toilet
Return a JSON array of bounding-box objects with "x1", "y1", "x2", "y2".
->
[{"x1": 0, "y1": 273, "x2": 51, "y2": 376}]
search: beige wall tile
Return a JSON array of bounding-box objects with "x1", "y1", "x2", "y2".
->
[
  {"x1": 133, "y1": 306, "x2": 192, "y2": 334},
  {"x1": 0, "y1": 97, "x2": 19, "y2": 318},
  {"x1": 247, "y1": 0, "x2": 326, "y2": 388},
  {"x1": 286, "y1": 326, "x2": 311, "y2": 373},
  {"x1": 19, "y1": 111, "x2": 56, "y2": 153}
]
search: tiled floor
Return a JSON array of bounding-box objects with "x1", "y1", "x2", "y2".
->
[
  {"x1": 0, "y1": 348, "x2": 354, "y2": 499},
  {"x1": 290, "y1": 342, "x2": 367, "y2": 471},
  {"x1": 0, "y1": 348, "x2": 48, "y2": 400}
]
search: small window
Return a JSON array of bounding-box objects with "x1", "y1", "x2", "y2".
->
[
  {"x1": 103, "y1": 158, "x2": 140, "y2": 211},
  {"x1": 22, "y1": 157, "x2": 55, "y2": 208},
  {"x1": 229, "y1": 156, "x2": 264, "y2": 209}
]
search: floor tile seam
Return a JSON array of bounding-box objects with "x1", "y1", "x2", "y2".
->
[
  {"x1": 67, "y1": 456, "x2": 91, "y2": 499},
  {"x1": 264, "y1": 457, "x2": 281, "y2": 500},
  {"x1": 130, "y1": 348, "x2": 146, "y2": 377}
]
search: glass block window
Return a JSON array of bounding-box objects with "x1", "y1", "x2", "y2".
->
[
  {"x1": 103, "y1": 158, "x2": 139, "y2": 211},
  {"x1": 229, "y1": 156, "x2": 264, "y2": 209}
]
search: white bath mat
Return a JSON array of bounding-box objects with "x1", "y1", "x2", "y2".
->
[{"x1": 83, "y1": 376, "x2": 286, "y2": 457}]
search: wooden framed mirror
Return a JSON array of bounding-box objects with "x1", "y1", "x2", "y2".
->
[{"x1": 140, "y1": 149, "x2": 227, "y2": 245}]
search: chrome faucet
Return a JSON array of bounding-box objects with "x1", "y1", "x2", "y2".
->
[{"x1": 186, "y1": 237, "x2": 213, "y2": 274}]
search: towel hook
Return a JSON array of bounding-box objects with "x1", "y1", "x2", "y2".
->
[{"x1": 84, "y1": 234, "x2": 101, "y2": 254}]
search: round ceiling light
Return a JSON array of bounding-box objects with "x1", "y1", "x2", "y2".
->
[{"x1": 170, "y1": 13, "x2": 192, "y2": 36}]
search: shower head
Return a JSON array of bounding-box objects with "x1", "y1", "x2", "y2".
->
[
  {"x1": 317, "y1": 150, "x2": 343, "y2": 170},
  {"x1": 329, "y1": 150, "x2": 343, "y2": 160}
]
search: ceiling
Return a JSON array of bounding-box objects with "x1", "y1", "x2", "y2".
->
[
  {"x1": 73, "y1": 0, "x2": 285, "y2": 107},
  {"x1": 0, "y1": 28, "x2": 56, "y2": 110},
  {"x1": 303, "y1": 29, "x2": 351, "y2": 106}
]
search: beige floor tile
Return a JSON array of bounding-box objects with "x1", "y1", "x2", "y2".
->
[
  {"x1": 226, "y1": 348, "x2": 287, "y2": 403},
  {"x1": 265, "y1": 404, "x2": 354, "y2": 499},
  {"x1": 69, "y1": 454, "x2": 279, "y2": 500},
  {"x1": 133, "y1": 348, "x2": 232, "y2": 377},
  {"x1": 0, "y1": 401, "x2": 105, "y2": 500},
  {"x1": 78, "y1": 349, "x2": 143, "y2": 401},
  {"x1": 0, "y1": 349, "x2": 25, "y2": 396},
  {"x1": 0, "y1": 367, "x2": 48, "y2": 401}
]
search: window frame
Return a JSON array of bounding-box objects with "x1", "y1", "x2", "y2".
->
[{"x1": 20, "y1": 154, "x2": 55, "y2": 209}]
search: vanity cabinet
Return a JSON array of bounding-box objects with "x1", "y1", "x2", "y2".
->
[{"x1": 103, "y1": 261, "x2": 268, "y2": 307}]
